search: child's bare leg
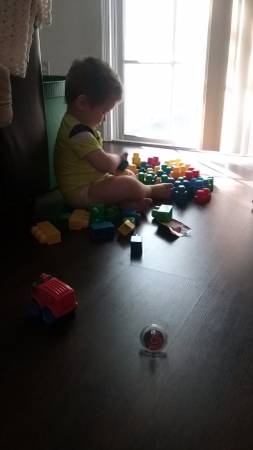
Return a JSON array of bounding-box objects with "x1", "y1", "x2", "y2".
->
[
  {"x1": 88, "y1": 175, "x2": 173, "y2": 206},
  {"x1": 88, "y1": 175, "x2": 151, "y2": 204}
]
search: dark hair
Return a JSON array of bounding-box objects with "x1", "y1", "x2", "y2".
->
[{"x1": 65, "y1": 57, "x2": 123, "y2": 106}]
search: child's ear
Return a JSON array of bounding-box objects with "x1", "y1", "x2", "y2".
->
[{"x1": 75, "y1": 94, "x2": 88, "y2": 110}]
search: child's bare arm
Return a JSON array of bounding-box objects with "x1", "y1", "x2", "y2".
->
[{"x1": 85, "y1": 149, "x2": 126, "y2": 173}]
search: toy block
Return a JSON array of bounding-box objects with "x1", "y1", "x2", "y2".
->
[
  {"x1": 138, "y1": 172, "x2": 145, "y2": 183},
  {"x1": 172, "y1": 185, "x2": 189, "y2": 206},
  {"x1": 165, "y1": 159, "x2": 179, "y2": 167},
  {"x1": 130, "y1": 234, "x2": 143, "y2": 258},
  {"x1": 145, "y1": 173, "x2": 154, "y2": 185},
  {"x1": 152, "y1": 205, "x2": 173, "y2": 222},
  {"x1": 182, "y1": 179, "x2": 194, "y2": 198},
  {"x1": 90, "y1": 221, "x2": 115, "y2": 240},
  {"x1": 152, "y1": 156, "x2": 160, "y2": 166},
  {"x1": 161, "y1": 174, "x2": 168, "y2": 183},
  {"x1": 194, "y1": 188, "x2": 211, "y2": 204},
  {"x1": 207, "y1": 176, "x2": 214, "y2": 191},
  {"x1": 69, "y1": 209, "x2": 89, "y2": 230},
  {"x1": 170, "y1": 167, "x2": 181, "y2": 178},
  {"x1": 118, "y1": 219, "x2": 136, "y2": 236},
  {"x1": 132, "y1": 153, "x2": 141, "y2": 166},
  {"x1": 104, "y1": 205, "x2": 121, "y2": 224},
  {"x1": 192, "y1": 169, "x2": 200, "y2": 178},
  {"x1": 89, "y1": 203, "x2": 105, "y2": 223},
  {"x1": 178, "y1": 164, "x2": 187, "y2": 176},
  {"x1": 147, "y1": 157, "x2": 160, "y2": 167},
  {"x1": 191, "y1": 178, "x2": 204, "y2": 193},
  {"x1": 185, "y1": 170, "x2": 193, "y2": 179},
  {"x1": 167, "y1": 176, "x2": 175, "y2": 185},
  {"x1": 31, "y1": 221, "x2": 61, "y2": 245},
  {"x1": 121, "y1": 210, "x2": 141, "y2": 225},
  {"x1": 139, "y1": 161, "x2": 148, "y2": 170}
]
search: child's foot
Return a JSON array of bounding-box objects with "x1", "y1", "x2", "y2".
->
[
  {"x1": 151, "y1": 183, "x2": 173, "y2": 200},
  {"x1": 120, "y1": 197, "x2": 153, "y2": 213}
]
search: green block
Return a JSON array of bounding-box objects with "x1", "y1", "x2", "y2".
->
[
  {"x1": 146, "y1": 173, "x2": 153, "y2": 185},
  {"x1": 89, "y1": 203, "x2": 105, "y2": 223},
  {"x1": 52, "y1": 212, "x2": 71, "y2": 230},
  {"x1": 105, "y1": 205, "x2": 121, "y2": 224},
  {"x1": 152, "y1": 204, "x2": 173, "y2": 222},
  {"x1": 138, "y1": 172, "x2": 145, "y2": 183},
  {"x1": 207, "y1": 176, "x2": 214, "y2": 191}
]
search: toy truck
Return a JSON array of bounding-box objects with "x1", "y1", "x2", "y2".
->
[{"x1": 30, "y1": 273, "x2": 78, "y2": 324}]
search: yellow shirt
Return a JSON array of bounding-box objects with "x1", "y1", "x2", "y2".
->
[{"x1": 54, "y1": 113, "x2": 106, "y2": 195}]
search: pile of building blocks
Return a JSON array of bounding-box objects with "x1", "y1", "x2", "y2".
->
[
  {"x1": 31, "y1": 153, "x2": 214, "y2": 250},
  {"x1": 32, "y1": 202, "x2": 142, "y2": 245},
  {"x1": 88, "y1": 203, "x2": 140, "y2": 240},
  {"x1": 131, "y1": 152, "x2": 213, "y2": 206}
]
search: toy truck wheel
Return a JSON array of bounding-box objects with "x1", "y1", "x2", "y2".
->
[
  {"x1": 42, "y1": 308, "x2": 56, "y2": 325},
  {"x1": 28, "y1": 300, "x2": 41, "y2": 318}
]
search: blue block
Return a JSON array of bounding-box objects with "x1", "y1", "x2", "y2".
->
[{"x1": 90, "y1": 221, "x2": 115, "y2": 240}]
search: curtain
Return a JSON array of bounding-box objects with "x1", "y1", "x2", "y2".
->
[{"x1": 220, "y1": 0, "x2": 253, "y2": 155}]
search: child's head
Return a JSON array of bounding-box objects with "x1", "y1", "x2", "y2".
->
[{"x1": 65, "y1": 57, "x2": 123, "y2": 127}]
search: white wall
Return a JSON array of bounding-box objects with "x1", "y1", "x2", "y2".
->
[{"x1": 39, "y1": 0, "x2": 102, "y2": 75}]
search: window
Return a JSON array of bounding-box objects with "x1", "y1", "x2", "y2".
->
[{"x1": 102, "y1": 0, "x2": 232, "y2": 151}]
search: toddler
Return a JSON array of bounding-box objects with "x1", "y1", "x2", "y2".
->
[{"x1": 55, "y1": 57, "x2": 172, "y2": 212}]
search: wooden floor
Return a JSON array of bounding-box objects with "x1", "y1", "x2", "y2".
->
[{"x1": 1, "y1": 145, "x2": 253, "y2": 450}]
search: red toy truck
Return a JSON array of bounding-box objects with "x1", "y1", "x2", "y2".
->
[{"x1": 30, "y1": 273, "x2": 78, "y2": 324}]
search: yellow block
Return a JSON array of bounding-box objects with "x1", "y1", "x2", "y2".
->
[
  {"x1": 170, "y1": 168, "x2": 181, "y2": 178},
  {"x1": 69, "y1": 209, "x2": 90, "y2": 230},
  {"x1": 132, "y1": 152, "x2": 141, "y2": 166},
  {"x1": 31, "y1": 221, "x2": 61, "y2": 245},
  {"x1": 118, "y1": 219, "x2": 135, "y2": 236}
]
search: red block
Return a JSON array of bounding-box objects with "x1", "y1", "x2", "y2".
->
[
  {"x1": 194, "y1": 188, "x2": 211, "y2": 204},
  {"x1": 192, "y1": 169, "x2": 200, "y2": 177},
  {"x1": 185, "y1": 170, "x2": 193, "y2": 179}
]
